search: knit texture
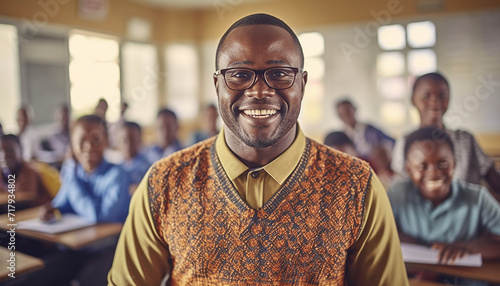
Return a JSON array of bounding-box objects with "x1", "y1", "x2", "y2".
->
[{"x1": 148, "y1": 137, "x2": 371, "y2": 285}]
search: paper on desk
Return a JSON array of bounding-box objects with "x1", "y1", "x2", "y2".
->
[
  {"x1": 401, "y1": 242, "x2": 482, "y2": 267},
  {"x1": 18, "y1": 214, "x2": 94, "y2": 234}
]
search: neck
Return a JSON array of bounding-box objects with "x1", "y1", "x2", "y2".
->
[
  {"x1": 224, "y1": 125, "x2": 296, "y2": 168},
  {"x1": 421, "y1": 120, "x2": 445, "y2": 129}
]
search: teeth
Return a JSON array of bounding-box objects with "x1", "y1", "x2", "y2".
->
[
  {"x1": 243, "y1": 109, "x2": 277, "y2": 118},
  {"x1": 425, "y1": 179, "x2": 444, "y2": 190}
]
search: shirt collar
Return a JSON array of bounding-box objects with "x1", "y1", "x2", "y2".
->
[{"x1": 215, "y1": 124, "x2": 306, "y2": 184}]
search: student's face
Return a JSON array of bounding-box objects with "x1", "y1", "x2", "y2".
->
[
  {"x1": 71, "y1": 121, "x2": 107, "y2": 172},
  {"x1": 157, "y1": 114, "x2": 177, "y2": 146},
  {"x1": 336, "y1": 103, "x2": 357, "y2": 128},
  {"x1": 214, "y1": 25, "x2": 307, "y2": 149},
  {"x1": 17, "y1": 110, "x2": 28, "y2": 132},
  {"x1": 119, "y1": 127, "x2": 141, "y2": 160},
  {"x1": 406, "y1": 140, "x2": 455, "y2": 206},
  {"x1": 0, "y1": 140, "x2": 23, "y2": 171},
  {"x1": 412, "y1": 78, "x2": 450, "y2": 127}
]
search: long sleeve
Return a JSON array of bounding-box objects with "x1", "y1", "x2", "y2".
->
[
  {"x1": 345, "y1": 173, "x2": 409, "y2": 286},
  {"x1": 108, "y1": 169, "x2": 171, "y2": 285}
]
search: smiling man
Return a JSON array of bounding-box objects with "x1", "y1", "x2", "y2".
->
[{"x1": 108, "y1": 13, "x2": 408, "y2": 285}]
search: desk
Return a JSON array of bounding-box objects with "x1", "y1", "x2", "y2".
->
[
  {"x1": 408, "y1": 279, "x2": 446, "y2": 286},
  {"x1": 406, "y1": 261, "x2": 500, "y2": 284},
  {"x1": 0, "y1": 207, "x2": 123, "y2": 250},
  {"x1": 0, "y1": 246, "x2": 44, "y2": 282}
]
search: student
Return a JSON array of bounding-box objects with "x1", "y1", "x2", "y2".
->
[
  {"x1": 336, "y1": 98, "x2": 395, "y2": 163},
  {"x1": 143, "y1": 108, "x2": 183, "y2": 164},
  {"x1": 324, "y1": 130, "x2": 359, "y2": 157},
  {"x1": 0, "y1": 134, "x2": 51, "y2": 209},
  {"x1": 189, "y1": 103, "x2": 220, "y2": 145},
  {"x1": 108, "y1": 13, "x2": 408, "y2": 285},
  {"x1": 41, "y1": 115, "x2": 131, "y2": 223},
  {"x1": 118, "y1": 121, "x2": 150, "y2": 194},
  {"x1": 391, "y1": 72, "x2": 500, "y2": 198},
  {"x1": 17, "y1": 106, "x2": 40, "y2": 161},
  {"x1": 388, "y1": 127, "x2": 500, "y2": 267}
]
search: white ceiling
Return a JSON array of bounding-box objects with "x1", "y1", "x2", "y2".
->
[{"x1": 127, "y1": 0, "x2": 269, "y2": 9}]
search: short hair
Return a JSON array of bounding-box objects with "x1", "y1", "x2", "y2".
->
[
  {"x1": 412, "y1": 72, "x2": 450, "y2": 98},
  {"x1": 157, "y1": 108, "x2": 178, "y2": 123},
  {"x1": 0, "y1": 134, "x2": 22, "y2": 148},
  {"x1": 324, "y1": 131, "x2": 354, "y2": 147},
  {"x1": 72, "y1": 115, "x2": 108, "y2": 138},
  {"x1": 123, "y1": 121, "x2": 142, "y2": 135},
  {"x1": 335, "y1": 98, "x2": 355, "y2": 109},
  {"x1": 404, "y1": 126, "x2": 454, "y2": 159},
  {"x1": 215, "y1": 13, "x2": 304, "y2": 70}
]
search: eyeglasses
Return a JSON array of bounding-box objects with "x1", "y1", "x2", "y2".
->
[{"x1": 214, "y1": 67, "x2": 304, "y2": 91}]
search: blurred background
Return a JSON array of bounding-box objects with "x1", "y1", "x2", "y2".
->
[{"x1": 0, "y1": 0, "x2": 499, "y2": 154}]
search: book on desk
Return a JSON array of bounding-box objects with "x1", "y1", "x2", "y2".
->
[
  {"x1": 17, "y1": 214, "x2": 95, "y2": 234},
  {"x1": 401, "y1": 242, "x2": 482, "y2": 267}
]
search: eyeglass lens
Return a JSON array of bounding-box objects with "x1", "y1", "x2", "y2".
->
[{"x1": 224, "y1": 67, "x2": 297, "y2": 90}]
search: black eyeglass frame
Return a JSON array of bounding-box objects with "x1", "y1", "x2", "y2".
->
[{"x1": 214, "y1": 67, "x2": 305, "y2": 91}]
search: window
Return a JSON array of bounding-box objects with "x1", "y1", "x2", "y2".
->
[
  {"x1": 0, "y1": 24, "x2": 21, "y2": 132},
  {"x1": 376, "y1": 21, "x2": 436, "y2": 128},
  {"x1": 298, "y1": 32, "x2": 325, "y2": 131},
  {"x1": 69, "y1": 30, "x2": 121, "y2": 121}
]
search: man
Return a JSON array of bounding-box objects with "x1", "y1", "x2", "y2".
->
[
  {"x1": 108, "y1": 14, "x2": 408, "y2": 285},
  {"x1": 17, "y1": 106, "x2": 40, "y2": 161},
  {"x1": 143, "y1": 108, "x2": 183, "y2": 164}
]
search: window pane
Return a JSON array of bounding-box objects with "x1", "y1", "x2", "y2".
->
[
  {"x1": 380, "y1": 101, "x2": 406, "y2": 126},
  {"x1": 408, "y1": 49, "x2": 436, "y2": 75},
  {"x1": 378, "y1": 24, "x2": 406, "y2": 50},
  {"x1": 165, "y1": 44, "x2": 199, "y2": 120},
  {"x1": 122, "y1": 42, "x2": 159, "y2": 126},
  {"x1": 377, "y1": 52, "x2": 405, "y2": 77},
  {"x1": 379, "y1": 77, "x2": 406, "y2": 99},
  {"x1": 407, "y1": 21, "x2": 436, "y2": 48},
  {"x1": 0, "y1": 24, "x2": 21, "y2": 132},
  {"x1": 69, "y1": 31, "x2": 121, "y2": 121},
  {"x1": 299, "y1": 32, "x2": 324, "y2": 57},
  {"x1": 304, "y1": 57, "x2": 325, "y2": 81}
]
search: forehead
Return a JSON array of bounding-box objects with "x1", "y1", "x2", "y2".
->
[
  {"x1": 407, "y1": 140, "x2": 453, "y2": 160},
  {"x1": 72, "y1": 121, "x2": 105, "y2": 136},
  {"x1": 218, "y1": 25, "x2": 300, "y2": 68},
  {"x1": 415, "y1": 78, "x2": 449, "y2": 92}
]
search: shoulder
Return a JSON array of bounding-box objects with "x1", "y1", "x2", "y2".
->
[
  {"x1": 446, "y1": 129, "x2": 477, "y2": 143},
  {"x1": 454, "y1": 181, "x2": 486, "y2": 203},
  {"x1": 148, "y1": 137, "x2": 215, "y2": 184}
]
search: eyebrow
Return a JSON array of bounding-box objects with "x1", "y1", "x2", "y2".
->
[{"x1": 228, "y1": 59, "x2": 289, "y2": 68}]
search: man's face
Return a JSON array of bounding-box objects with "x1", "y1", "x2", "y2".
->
[
  {"x1": 71, "y1": 121, "x2": 107, "y2": 173},
  {"x1": 214, "y1": 25, "x2": 307, "y2": 149},
  {"x1": 0, "y1": 139, "x2": 23, "y2": 171},
  {"x1": 119, "y1": 126, "x2": 141, "y2": 160},
  {"x1": 157, "y1": 113, "x2": 178, "y2": 147},
  {"x1": 406, "y1": 140, "x2": 455, "y2": 206},
  {"x1": 412, "y1": 78, "x2": 449, "y2": 127},
  {"x1": 336, "y1": 103, "x2": 356, "y2": 128}
]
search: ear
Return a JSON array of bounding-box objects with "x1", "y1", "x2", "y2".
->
[
  {"x1": 213, "y1": 74, "x2": 219, "y2": 91},
  {"x1": 300, "y1": 71, "x2": 308, "y2": 99}
]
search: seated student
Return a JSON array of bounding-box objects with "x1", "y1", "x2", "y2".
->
[
  {"x1": 0, "y1": 134, "x2": 51, "y2": 209},
  {"x1": 325, "y1": 131, "x2": 395, "y2": 188},
  {"x1": 41, "y1": 115, "x2": 131, "y2": 223},
  {"x1": 143, "y1": 108, "x2": 183, "y2": 164},
  {"x1": 118, "y1": 121, "x2": 150, "y2": 194},
  {"x1": 391, "y1": 72, "x2": 500, "y2": 200},
  {"x1": 388, "y1": 127, "x2": 500, "y2": 268},
  {"x1": 189, "y1": 103, "x2": 220, "y2": 145}
]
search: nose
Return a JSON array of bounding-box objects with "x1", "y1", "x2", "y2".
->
[{"x1": 244, "y1": 74, "x2": 275, "y2": 99}]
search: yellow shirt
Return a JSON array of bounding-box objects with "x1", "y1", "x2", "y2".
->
[
  {"x1": 215, "y1": 127, "x2": 305, "y2": 208},
  {"x1": 108, "y1": 126, "x2": 409, "y2": 286}
]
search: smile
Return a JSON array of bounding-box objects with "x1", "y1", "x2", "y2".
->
[
  {"x1": 242, "y1": 109, "x2": 278, "y2": 118},
  {"x1": 425, "y1": 179, "x2": 444, "y2": 190}
]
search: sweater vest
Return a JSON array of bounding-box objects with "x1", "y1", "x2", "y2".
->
[{"x1": 148, "y1": 137, "x2": 371, "y2": 285}]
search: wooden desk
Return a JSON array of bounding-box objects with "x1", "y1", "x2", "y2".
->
[
  {"x1": 407, "y1": 261, "x2": 500, "y2": 284},
  {"x1": 0, "y1": 207, "x2": 123, "y2": 250},
  {"x1": 0, "y1": 246, "x2": 44, "y2": 282},
  {"x1": 408, "y1": 279, "x2": 446, "y2": 286}
]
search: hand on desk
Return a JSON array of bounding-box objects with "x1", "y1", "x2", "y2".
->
[
  {"x1": 39, "y1": 202, "x2": 61, "y2": 223},
  {"x1": 431, "y1": 243, "x2": 473, "y2": 265}
]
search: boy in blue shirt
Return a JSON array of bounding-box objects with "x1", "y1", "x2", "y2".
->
[
  {"x1": 41, "y1": 115, "x2": 131, "y2": 223},
  {"x1": 388, "y1": 126, "x2": 500, "y2": 266}
]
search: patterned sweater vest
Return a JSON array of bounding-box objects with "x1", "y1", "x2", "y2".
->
[{"x1": 148, "y1": 137, "x2": 371, "y2": 285}]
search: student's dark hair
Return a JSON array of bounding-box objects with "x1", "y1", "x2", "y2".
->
[
  {"x1": 215, "y1": 13, "x2": 304, "y2": 70},
  {"x1": 123, "y1": 121, "x2": 142, "y2": 135},
  {"x1": 0, "y1": 134, "x2": 22, "y2": 148},
  {"x1": 404, "y1": 126, "x2": 454, "y2": 159},
  {"x1": 72, "y1": 115, "x2": 108, "y2": 138},
  {"x1": 157, "y1": 108, "x2": 178, "y2": 123},
  {"x1": 324, "y1": 131, "x2": 354, "y2": 147},
  {"x1": 335, "y1": 98, "x2": 355, "y2": 109},
  {"x1": 412, "y1": 72, "x2": 450, "y2": 98}
]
